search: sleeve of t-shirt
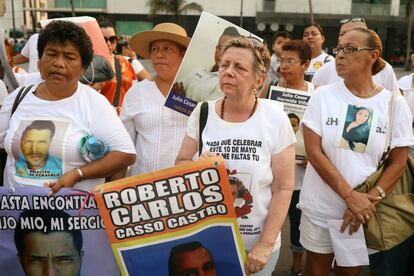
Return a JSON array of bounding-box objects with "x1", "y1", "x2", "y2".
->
[
  {"x1": 0, "y1": 87, "x2": 20, "y2": 147},
  {"x1": 270, "y1": 107, "x2": 296, "y2": 155},
  {"x1": 390, "y1": 94, "x2": 414, "y2": 148},
  {"x1": 301, "y1": 89, "x2": 323, "y2": 136},
  {"x1": 21, "y1": 36, "x2": 33, "y2": 58},
  {"x1": 186, "y1": 102, "x2": 201, "y2": 142},
  {"x1": 130, "y1": 58, "x2": 144, "y2": 74},
  {"x1": 89, "y1": 90, "x2": 136, "y2": 154},
  {"x1": 119, "y1": 88, "x2": 137, "y2": 145},
  {"x1": 381, "y1": 63, "x2": 398, "y2": 92}
]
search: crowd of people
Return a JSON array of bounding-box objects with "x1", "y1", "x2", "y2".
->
[{"x1": 0, "y1": 14, "x2": 414, "y2": 276}]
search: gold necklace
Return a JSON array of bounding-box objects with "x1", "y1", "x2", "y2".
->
[
  {"x1": 220, "y1": 96, "x2": 258, "y2": 119},
  {"x1": 358, "y1": 84, "x2": 378, "y2": 98}
]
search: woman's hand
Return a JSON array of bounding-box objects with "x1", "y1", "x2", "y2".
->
[
  {"x1": 340, "y1": 208, "x2": 362, "y2": 235},
  {"x1": 200, "y1": 151, "x2": 219, "y2": 160},
  {"x1": 246, "y1": 241, "x2": 273, "y2": 274},
  {"x1": 46, "y1": 169, "x2": 80, "y2": 195},
  {"x1": 344, "y1": 191, "x2": 381, "y2": 223}
]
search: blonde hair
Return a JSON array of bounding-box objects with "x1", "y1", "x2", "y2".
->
[
  {"x1": 220, "y1": 36, "x2": 270, "y2": 78},
  {"x1": 351, "y1": 27, "x2": 385, "y2": 75}
]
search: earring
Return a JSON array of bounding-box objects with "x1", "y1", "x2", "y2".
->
[{"x1": 251, "y1": 88, "x2": 258, "y2": 95}]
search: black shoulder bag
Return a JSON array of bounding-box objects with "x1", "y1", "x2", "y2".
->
[
  {"x1": 0, "y1": 85, "x2": 34, "y2": 186},
  {"x1": 198, "y1": 102, "x2": 209, "y2": 156}
]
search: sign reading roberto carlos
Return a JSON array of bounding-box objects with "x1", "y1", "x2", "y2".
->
[{"x1": 14, "y1": 209, "x2": 83, "y2": 276}]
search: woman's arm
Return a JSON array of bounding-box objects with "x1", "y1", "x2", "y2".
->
[
  {"x1": 48, "y1": 151, "x2": 136, "y2": 194},
  {"x1": 175, "y1": 135, "x2": 198, "y2": 165},
  {"x1": 246, "y1": 144, "x2": 295, "y2": 274},
  {"x1": 341, "y1": 147, "x2": 408, "y2": 234},
  {"x1": 303, "y1": 125, "x2": 380, "y2": 223}
]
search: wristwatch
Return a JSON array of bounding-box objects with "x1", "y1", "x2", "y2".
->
[{"x1": 375, "y1": 185, "x2": 386, "y2": 199}]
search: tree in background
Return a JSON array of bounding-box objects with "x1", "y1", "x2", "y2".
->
[{"x1": 148, "y1": 0, "x2": 203, "y2": 23}]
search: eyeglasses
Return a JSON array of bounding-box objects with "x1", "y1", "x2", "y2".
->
[
  {"x1": 104, "y1": 35, "x2": 118, "y2": 44},
  {"x1": 339, "y1": 17, "x2": 365, "y2": 24},
  {"x1": 333, "y1": 46, "x2": 375, "y2": 55},
  {"x1": 280, "y1": 58, "x2": 303, "y2": 66}
]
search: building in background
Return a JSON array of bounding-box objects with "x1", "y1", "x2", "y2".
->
[{"x1": 0, "y1": 0, "x2": 411, "y2": 62}]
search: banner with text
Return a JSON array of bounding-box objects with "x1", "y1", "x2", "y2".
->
[
  {"x1": 164, "y1": 12, "x2": 262, "y2": 116},
  {"x1": 0, "y1": 187, "x2": 119, "y2": 275},
  {"x1": 95, "y1": 157, "x2": 246, "y2": 276},
  {"x1": 269, "y1": 86, "x2": 311, "y2": 162}
]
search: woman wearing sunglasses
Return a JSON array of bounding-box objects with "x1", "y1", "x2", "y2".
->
[
  {"x1": 98, "y1": 17, "x2": 137, "y2": 114},
  {"x1": 299, "y1": 28, "x2": 414, "y2": 275}
]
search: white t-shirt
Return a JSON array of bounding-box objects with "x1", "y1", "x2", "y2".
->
[
  {"x1": 181, "y1": 68, "x2": 222, "y2": 102},
  {"x1": 21, "y1": 34, "x2": 39, "y2": 73},
  {"x1": 0, "y1": 82, "x2": 136, "y2": 191},
  {"x1": 398, "y1": 73, "x2": 413, "y2": 90},
  {"x1": 299, "y1": 81, "x2": 414, "y2": 228},
  {"x1": 268, "y1": 53, "x2": 280, "y2": 81},
  {"x1": 0, "y1": 80, "x2": 8, "y2": 106},
  {"x1": 15, "y1": 72, "x2": 43, "y2": 87},
  {"x1": 120, "y1": 79, "x2": 188, "y2": 175},
  {"x1": 275, "y1": 82, "x2": 315, "y2": 190},
  {"x1": 305, "y1": 52, "x2": 334, "y2": 81},
  {"x1": 187, "y1": 99, "x2": 296, "y2": 251},
  {"x1": 312, "y1": 60, "x2": 399, "y2": 92}
]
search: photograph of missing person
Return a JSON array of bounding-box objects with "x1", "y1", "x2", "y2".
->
[
  {"x1": 119, "y1": 226, "x2": 244, "y2": 275},
  {"x1": 336, "y1": 104, "x2": 376, "y2": 153},
  {"x1": 12, "y1": 119, "x2": 69, "y2": 181},
  {"x1": 227, "y1": 171, "x2": 253, "y2": 219},
  {"x1": 14, "y1": 209, "x2": 83, "y2": 276},
  {"x1": 288, "y1": 113, "x2": 306, "y2": 163},
  {"x1": 168, "y1": 241, "x2": 216, "y2": 276}
]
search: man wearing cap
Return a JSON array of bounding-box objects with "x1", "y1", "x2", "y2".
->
[
  {"x1": 120, "y1": 23, "x2": 190, "y2": 176},
  {"x1": 311, "y1": 18, "x2": 398, "y2": 91},
  {"x1": 176, "y1": 26, "x2": 242, "y2": 102}
]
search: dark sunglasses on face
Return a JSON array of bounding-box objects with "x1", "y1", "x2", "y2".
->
[
  {"x1": 339, "y1": 17, "x2": 365, "y2": 24},
  {"x1": 104, "y1": 35, "x2": 118, "y2": 44}
]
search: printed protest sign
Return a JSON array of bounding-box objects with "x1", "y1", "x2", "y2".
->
[
  {"x1": 164, "y1": 12, "x2": 261, "y2": 116},
  {"x1": 0, "y1": 187, "x2": 119, "y2": 275},
  {"x1": 269, "y1": 86, "x2": 311, "y2": 162},
  {"x1": 95, "y1": 157, "x2": 246, "y2": 276},
  {"x1": 0, "y1": 30, "x2": 19, "y2": 92}
]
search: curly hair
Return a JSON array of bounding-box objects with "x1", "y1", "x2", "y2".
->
[
  {"x1": 282, "y1": 40, "x2": 312, "y2": 64},
  {"x1": 221, "y1": 36, "x2": 270, "y2": 78},
  {"x1": 37, "y1": 20, "x2": 93, "y2": 69}
]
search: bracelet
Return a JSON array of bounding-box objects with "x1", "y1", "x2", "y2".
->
[
  {"x1": 343, "y1": 189, "x2": 353, "y2": 200},
  {"x1": 75, "y1": 168, "x2": 84, "y2": 181}
]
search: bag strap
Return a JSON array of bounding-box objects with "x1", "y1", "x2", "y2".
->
[
  {"x1": 11, "y1": 85, "x2": 34, "y2": 116},
  {"x1": 113, "y1": 56, "x2": 122, "y2": 107},
  {"x1": 199, "y1": 102, "x2": 209, "y2": 156},
  {"x1": 379, "y1": 91, "x2": 398, "y2": 167}
]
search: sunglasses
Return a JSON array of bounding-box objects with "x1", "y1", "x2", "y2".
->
[
  {"x1": 104, "y1": 35, "x2": 118, "y2": 44},
  {"x1": 339, "y1": 17, "x2": 365, "y2": 24}
]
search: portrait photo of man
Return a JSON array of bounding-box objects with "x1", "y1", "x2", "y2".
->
[
  {"x1": 14, "y1": 209, "x2": 83, "y2": 276},
  {"x1": 168, "y1": 241, "x2": 217, "y2": 276},
  {"x1": 15, "y1": 120, "x2": 62, "y2": 178}
]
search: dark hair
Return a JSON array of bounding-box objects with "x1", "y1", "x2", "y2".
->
[
  {"x1": 288, "y1": 113, "x2": 300, "y2": 123},
  {"x1": 116, "y1": 40, "x2": 129, "y2": 55},
  {"x1": 303, "y1": 23, "x2": 324, "y2": 36},
  {"x1": 97, "y1": 16, "x2": 115, "y2": 29},
  {"x1": 22, "y1": 120, "x2": 56, "y2": 139},
  {"x1": 220, "y1": 26, "x2": 241, "y2": 39},
  {"x1": 273, "y1": 31, "x2": 292, "y2": 43},
  {"x1": 37, "y1": 20, "x2": 93, "y2": 69},
  {"x1": 168, "y1": 241, "x2": 214, "y2": 276},
  {"x1": 14, "y1": 209, "x2": 83, "y2": 256},
  {"x1": 282, "y1": 40, "x2": 312, "y2": 64},
  {"x1": 221, "y1": 36, "x2": 271, "y2": 77},
  {"x1": 350, "y1": 27, "x2": 385, "y2": 75},
  {"x1": 343, "y1": 106, "x2": 371, "y2": 150}
]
